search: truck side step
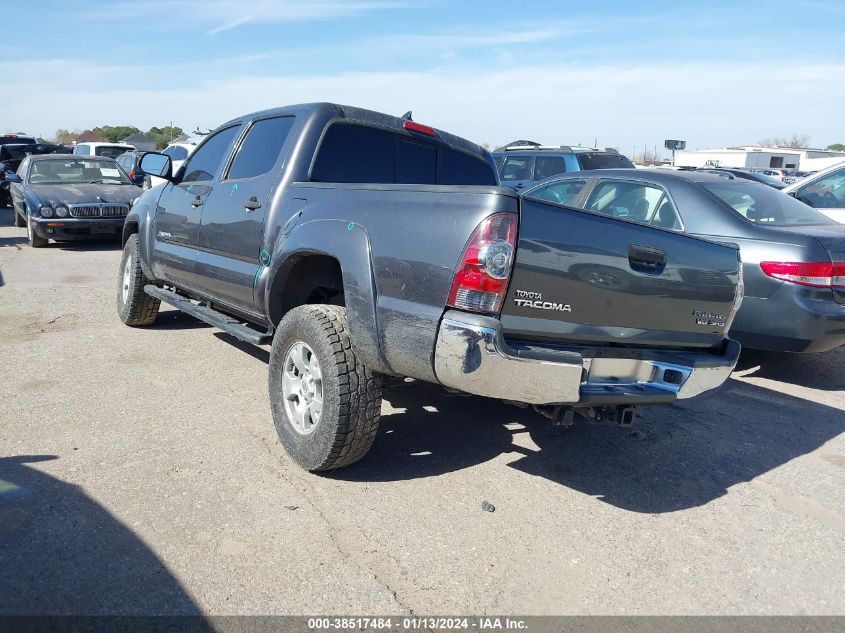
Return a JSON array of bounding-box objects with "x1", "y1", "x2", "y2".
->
[{"x1": 144, "y1": 285, "x2": 272, "y2": 345}]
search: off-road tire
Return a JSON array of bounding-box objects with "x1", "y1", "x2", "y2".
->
[
  {"x1": 13, "y1": 206, "x2": 24, "y2": 227},
  {"x1": 269, "y1": 305, "x2": 383, "y2": 471},
  {"x1": 27, "y1": 215, "x2": 48, "y2": 248},
  {"x1": 117, "y1": 234, "x2": 160, "y2": 326}
]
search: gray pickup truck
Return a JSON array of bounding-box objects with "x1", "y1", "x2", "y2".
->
[{"x1": 117, "y1": 102, "x2": 743, "y2": 471}]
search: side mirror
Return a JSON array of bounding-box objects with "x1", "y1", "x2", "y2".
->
[
  {"x1": 139, "y1": 152, "x2": 173, "y2": 181},
  {"x1": 4, "y1": 173, "x2": 22, "y2": 184}
]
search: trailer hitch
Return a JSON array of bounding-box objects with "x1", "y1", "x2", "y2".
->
[{"x1": 531, "y1": 404, "x2": 636, "y2": 427}]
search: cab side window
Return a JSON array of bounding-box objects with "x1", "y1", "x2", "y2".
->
[
  {"x1": 226, "y1": 116, "x2": 295, "y2": 181},
  {"x1": 796, "y1": 168, "x2": 845, "y2": 208},
  {"x1": 76, "y1": 144, "x2": 90, "y2": 155},
  {"x1": 181, "y1": 125, "x2": 242, "y2": 183}
]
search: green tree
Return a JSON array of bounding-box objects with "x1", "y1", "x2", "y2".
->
[
  {"x1": 147, "y1": 126, "x2": 184, "y2": 150},
  {"x1": 92, "y1": 125, "x2": 141, "y2": 143},
  {"x1": 827, "y1": 143, "x2": 845, "y2": 151}
]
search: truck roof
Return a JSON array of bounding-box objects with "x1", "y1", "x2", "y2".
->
[{"x1": 219, "y1": 102, "x2": 489, "y2": 160}]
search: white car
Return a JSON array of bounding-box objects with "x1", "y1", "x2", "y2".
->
[
  {"x1": 73, "y1": 142, "x2": 135, "y2": 160},
  {"x1": 782, "y1": 161, "x2": 845, "y2": 223},
  {"x1": 147, "y1": 142, "x2": 197, "y2": 187}
]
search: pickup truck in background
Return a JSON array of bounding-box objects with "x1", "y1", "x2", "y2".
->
[{"x1": 117, "y1": 102, "x2": 743, "y2": 472}]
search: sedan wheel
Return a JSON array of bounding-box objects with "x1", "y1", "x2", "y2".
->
[{"x1": 27, "y1": 215, "x2": 48, "y2": 248}]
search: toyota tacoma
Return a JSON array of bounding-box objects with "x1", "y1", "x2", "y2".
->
[{"x1": 117, "y1": 102, "x2": 743, "y2": 471}]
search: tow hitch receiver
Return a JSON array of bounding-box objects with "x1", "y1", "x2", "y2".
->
[
  {"x1": 531, "y1": 404, "x2": 636, "y2": 427},
  {"x1": 582, "y1": 405, "x2": 635, "y2": 426}
]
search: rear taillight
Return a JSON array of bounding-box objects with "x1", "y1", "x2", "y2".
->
[
  {"x1": 760, "y1": 261, "x2": 845, "y2": 288},
  {"x1": 447, "y1": 213, "x2": 517, "y2": 313}
]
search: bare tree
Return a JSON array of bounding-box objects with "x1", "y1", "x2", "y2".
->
[
  {"x1": 758, "y1": 133, "x2": 811, "y2": 148},
  {"x1": 53, "y1": 129, "x2": 79, "y2": 144},
  {"x1": 634, "y1": 149, "x2": 658, "y2": 165}
]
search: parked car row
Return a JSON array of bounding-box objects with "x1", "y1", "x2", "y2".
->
[
  {"x1": 2, "y1": 155, "x2": 141, "y2": 246},
  {"x1": 3, "y1": 104, "x2": 844, "y2": 473}
]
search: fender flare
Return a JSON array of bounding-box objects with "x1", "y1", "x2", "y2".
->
[
  {"x1": 122, "y1": 191, "x2": 157, "y2": 280},
  {"x1": 261, "y1": 219, "x2": 392, "y2": 375}
]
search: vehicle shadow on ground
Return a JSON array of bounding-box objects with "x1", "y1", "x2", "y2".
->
[
  {"x1": 330, "y1": 378, "x2": 844, "y2": 513},
  {"x1": 735, "y1": 347, "x2": 845, "y2": 391},
  {"x1": 53, "y1": 240, "x2": 123, "y2": 252},
  {"x1": 154, "y1": 309, "x2": 214, "y2": 331},
  {"x1": 0, "y1": 455, "x2": 212, "y2": 619},
  {"x1": 0, "y1": 235, "x2": 26, "y2": 248}
]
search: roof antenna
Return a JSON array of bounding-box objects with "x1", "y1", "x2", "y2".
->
[{"x1": 401, "y1": 111, "x2": 413, "y2": 121}]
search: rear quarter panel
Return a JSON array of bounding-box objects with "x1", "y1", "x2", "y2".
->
[{"x1": 272, "y1": 183, "x2": 519, "y2": 381}]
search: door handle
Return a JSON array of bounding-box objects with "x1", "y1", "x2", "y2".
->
[
  {"x1": 191, "y1": 195, "x2": 203, "y2": 207},
  {"x1": 628, "y1": 244, "x2": 666, "y2": 271},
  {"x1": 244, "y1": 196, "x2": 262, "y2": 211}
]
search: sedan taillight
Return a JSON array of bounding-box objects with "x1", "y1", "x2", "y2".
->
[{"x1": 760, "y1": 261, "x2": 845, "y2": 288}]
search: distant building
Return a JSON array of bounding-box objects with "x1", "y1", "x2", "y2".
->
[
  {"x1": 120, "y1": 132, "x2": 156, "y2": 152},
  {"x1": 74, "y1": 130, "x2": 107, "y2": 143},
  {"x1": 675, "y1": 145, "x2": 845, "y2": 172}
]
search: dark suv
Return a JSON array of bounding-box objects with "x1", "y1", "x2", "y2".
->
[{"x1": 492, "y1": 141, "x2": 634, "y2": 190}]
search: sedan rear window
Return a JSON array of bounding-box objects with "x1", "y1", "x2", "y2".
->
[{"x1": 703, "y1": 182, "x2": 835, "y2": 226}]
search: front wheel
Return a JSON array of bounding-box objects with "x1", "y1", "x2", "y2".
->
[
  {"x1": 13, "y1": 206, "x2": 25, "y2": 227},
  {"x1": 27, "y1": 215, "x2": 48, "y2": 248},
  {"x1": 116, "y1": 234, "x2": 160, "y2": 326},
  {"x1": 269, "y1": 305, "x2": 383, "y2": 471}
]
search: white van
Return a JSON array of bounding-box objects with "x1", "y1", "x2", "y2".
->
[{"x1": 74, "y1": 142, "x2": 135, "y2": 160}]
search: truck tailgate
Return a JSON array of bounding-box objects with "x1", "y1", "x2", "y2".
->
[{"x1": 500, "y1": 198, "x2": 741, "y2": 348}]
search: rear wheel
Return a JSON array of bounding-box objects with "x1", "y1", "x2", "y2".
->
[
  {"x1": 116, "y1": 234, "x2": 160, "y2": 326},
  {"x1": 27, "y1": 215, "x2": 48, "y2": 248},
  {"x1": 269, "y1": 305, "x2": 382, "y2": 471}
]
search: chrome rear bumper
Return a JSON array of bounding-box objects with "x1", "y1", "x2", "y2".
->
[{"x1": 433, "y1": 310, "x2": 740, "y2": 406}]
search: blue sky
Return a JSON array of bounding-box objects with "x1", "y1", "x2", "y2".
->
[{"x1": 5, "y1": 0, "x2": 844, "y2": 155}]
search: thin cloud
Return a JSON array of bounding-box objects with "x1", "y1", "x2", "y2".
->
[
  {"x1": 100, "y1": 0, "x2": 419, "y2": 35},
  {"x1": 7, "y1": 59, "x2": 844, "y2": 151}
]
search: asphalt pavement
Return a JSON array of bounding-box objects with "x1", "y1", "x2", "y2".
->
[{"x1": 0, "y1": 207, "x2": 843, "y2": 616}]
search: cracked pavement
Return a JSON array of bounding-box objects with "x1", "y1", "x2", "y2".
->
[{"x1": 0, "y1": 208, "x2": 844, "y2": 615}]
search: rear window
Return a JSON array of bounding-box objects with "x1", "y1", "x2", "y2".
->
[
  {"x1": 0, "y1": 136, "x2": 36, "y2": 145},
  {"x1": 703, "y1": 182, "x2": 836, "y2": 226},
  {"x1": 310, "y1": 122, "x2": 496, "y2": 186},
  {"x1": 163, "y1": 145, "x2": 189, "y2": 161},
  {"x1": 577, "y1": 153, "x2": 634, "y2": 170},
  {"x1": 95, "y1": 146, "x2": 130, "y2": 159},
  {"x1": 0, "y1": 146, "x2": 28, "y2": 161}
]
